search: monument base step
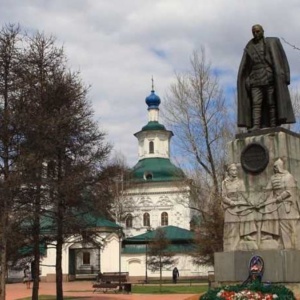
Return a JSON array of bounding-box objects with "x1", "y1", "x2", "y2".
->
[{"x1": 214, "y1": 250, "x2": 300, "y2": 283}]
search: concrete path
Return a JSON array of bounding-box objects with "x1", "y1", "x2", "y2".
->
[{"x1": 6, "y1": 281, "x2": 201, "y2": 300}]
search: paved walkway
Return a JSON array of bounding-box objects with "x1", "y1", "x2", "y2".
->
[{"x1": 6, "y1": 281, "x2": 201, "y2": 300}]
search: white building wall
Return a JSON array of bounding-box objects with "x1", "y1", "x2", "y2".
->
[
  {"x1": 40, "y1": 245, "x2": 57, "y2": 280},
  {"x1": 135, "y1": 131, "x2": 172, "y2": 160},
  {"x1": 122, "y1": 181, "x2": 190, "y2": 237},
  {"x1": 122, "y1": 253, "x2": 213, "y2": 279},
  {"x1": 101, "y1": 234, "x2": 121, "y2": 273}
]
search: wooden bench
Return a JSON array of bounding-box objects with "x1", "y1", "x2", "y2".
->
[
  {"x1": 92, "y1": 283, "x2": 119, "y2": 293},
  {"x1": 93, "y1": 272, "x2": 131, "y2": 293}
]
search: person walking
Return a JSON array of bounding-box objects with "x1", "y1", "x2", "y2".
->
[
  {"x1": 23, "y1": 265, "x2": 31, "y2": 289},
  {"x1": 172, "y1": 267, "x2": 179, "y2": 284}
]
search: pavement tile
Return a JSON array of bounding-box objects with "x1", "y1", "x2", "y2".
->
[{"x1": 6, "y1": 281, "x2": 200, "y2": 300}]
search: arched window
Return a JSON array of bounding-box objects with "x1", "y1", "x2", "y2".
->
[
  {"x1": 144, "y1": 172, "x2": 153, "y2": 180},
  {"x1": 161, "y1": 212, "x2": 168, "y2": 226},
  {"x1": 143, "y1": 213, "x2": 150, "y2": 227},
  {"x1": 82, "y1": 252, "x2": 90, "y2": 265},
  {"x1": 126, "y1": 214, "x2": 133, "y2": 228},
  {"x1": 149, "y1": 141, "x2": 154, "y2": 154}
]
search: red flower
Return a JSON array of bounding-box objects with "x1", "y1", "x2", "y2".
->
[{"x1": 219, "y1": 289, "x2": 275, "y2": 300}]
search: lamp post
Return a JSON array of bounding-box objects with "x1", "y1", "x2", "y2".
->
[
  {"x1": 145, "y1": 227, "x2": 152, "y2": 283},
  {"x1": 145, "y1": 241, "x2": 148, "y2": 283},
  {"x1": 118, "y1": 229, "x2": 122, "y2": 290}
]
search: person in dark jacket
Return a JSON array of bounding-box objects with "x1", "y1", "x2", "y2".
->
[
  {"x1": 172, "y1": 267, "x2": 179, "y2": 283},
  {"x1": 237, "y1": 24, "x2": 295, "y2": 131}
]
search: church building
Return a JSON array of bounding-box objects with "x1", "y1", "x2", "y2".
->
[{"x1": 36, "y1": 87, "x2": 210, "y2": 282}]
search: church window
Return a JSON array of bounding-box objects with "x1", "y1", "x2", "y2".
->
[
  {"x1": 126, "y1": 214, "x2": 133, "y2": 228},
  {"x1": 144, "y1": 172, "x2": 153, "y2": 180},
  {"x1": 82, "y1": 252, "x2": 90, "y2": 265},
  {"x1": 143, "y1": 213, "x2": 150, "y2": 227},
  {"x1": 149, "y1": 141, "x2": 154, "y2": 154},
  {"x1": 161, "y1": 212, "x2": 168, "y2": 226}
]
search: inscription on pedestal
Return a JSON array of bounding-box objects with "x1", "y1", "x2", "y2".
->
[{"x1": 241, "y1": 143, "x2": 269, "y2": 173}]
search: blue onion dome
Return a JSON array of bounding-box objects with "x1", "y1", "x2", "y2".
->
[{"x1": 145, "y1": 90, "x2": 161, "y2": 109}]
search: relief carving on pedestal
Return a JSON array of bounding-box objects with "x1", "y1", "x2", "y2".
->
[
  {"x1": 260, "y1": 158, "x2": 300, "y2": 250},
  {"x1": 222, "y1": 163, "x2": 257, "y2": 251},
  {"x1": 222, "y1": 159, "x2": 300, "y2": 251}
]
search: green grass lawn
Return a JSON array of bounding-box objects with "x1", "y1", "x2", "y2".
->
[{"x1": 132, "y1": 284, "x2": 207, "y2": 294}]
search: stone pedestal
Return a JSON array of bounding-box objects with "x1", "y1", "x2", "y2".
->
[
  {"x1": 215, "y1": 250, "x2": 300, "y2": 283},
  {"x1": 223, "y1": 127, "x2": 300, "y2": 251},
  {"x1": 230, "y1": 128, "x2": 300, "y2": 190},
  {"x1": 216, "y1": 128, "x2": 300, "y2": 283}
]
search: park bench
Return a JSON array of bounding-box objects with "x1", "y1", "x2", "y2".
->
[
  {"x1": 92, "y1": 282, "x2": 119, "y2": 293},
  {"x1": 92, "y1": 272, "x2": 131, "y2": 293}
]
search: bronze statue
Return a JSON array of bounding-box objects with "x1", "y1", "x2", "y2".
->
[{"x1": 237, "y1": 24, "x2": 295, "y2": 131}]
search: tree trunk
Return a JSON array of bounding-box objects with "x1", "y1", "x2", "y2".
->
[
  {"x1": 56, "y1": 238, "x2": 63, "y2": 300},
  {"x1": 32, "y1": 184, "x2": 41, "y2": 300},
  {"x1": 0, "y1": 212, "x2": 7, "y2": 300},
  {"x1": 56, "y1": 204, "x2": 64, "y2": 300},
  {"x1": 159, "y1": 258, "x2": 162, "y2": 293}
]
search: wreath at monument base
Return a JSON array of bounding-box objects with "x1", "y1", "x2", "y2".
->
[{"x1": 200, "y1": 282, "x2": 296, "y2": 300}]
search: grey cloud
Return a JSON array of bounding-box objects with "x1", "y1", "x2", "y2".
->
[{"x1": 1, "y1": 0, "x2": 300, "y2": 166}]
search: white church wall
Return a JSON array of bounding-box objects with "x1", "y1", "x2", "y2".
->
[
  {"x1": 101, "y1": 233, "x2": 121, "y2": 273},
  {"x1": 123, "y1": 254, "x2": 145, "y2": 276},
  {"x1": 122, "y1": 253, "x2": 213, "y2": 279},
  {"x1": 40, "y1": 244, "x2": 58, "y2": 281},
  {"x1": 122, "y1": 182, "x2": 191, "y2": 237}
]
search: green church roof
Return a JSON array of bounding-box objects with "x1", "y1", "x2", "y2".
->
[
  {"x1": 124, "y1": 226, "x2": 194, "y2": 243},
  {"x1": 23, "y1": 211, "x2": 120, "y2": 235},
  {"x1": 76, "y1": 212, "x2": 121, "y2": 229},
  {"x1": 131, "y1": 158, "x2": 185, "y2": 182},
  {"x1": 122, "y1": 243, "x2": 195, "y2": 254},
  {"x1": 141, "y1": 121, "x2": 166, "y2": 131},
  {"x1": 123, "y1": 226, "x2": 195, "y2": 254}
]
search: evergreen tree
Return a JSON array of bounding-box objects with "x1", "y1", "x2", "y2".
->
[{"x1": 0, "y1": 24, "x2": 112, "y2": 300}]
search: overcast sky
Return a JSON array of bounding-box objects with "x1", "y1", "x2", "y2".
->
[{"x1": 2, "y1": 0, "x2": 300, "y2": 166}]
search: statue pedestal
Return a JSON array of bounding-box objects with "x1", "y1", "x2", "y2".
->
[
  {"x1": 216, "y1": 128, "x2": 300, "y2": 283},
  {"x1": 223, "y1": 127, "x2": 300, "y2": 251},
  {"x1": 214, "y1": 250, "x2": 300, "y2": 283},
  {"x1": 230, "y1": 127, "x2": 300, "y2": 190}
]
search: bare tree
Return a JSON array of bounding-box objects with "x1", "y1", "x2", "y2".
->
[
  {"x1": 100, "y1": 153, "x2": 138, "y2": 225},
  {"x1": 147, "y1": 228, "x2": 176, "y2": 291},
  {"x1": 163, "y1": 48, "x2": 235, "y2": 265}
]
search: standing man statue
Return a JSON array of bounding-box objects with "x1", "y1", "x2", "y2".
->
[{"x1": 237, "y1": 24, "x2": 295, "y2": 131}]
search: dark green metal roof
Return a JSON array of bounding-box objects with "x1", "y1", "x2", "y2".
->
[
  {"x1": 124, "y1": 226, "x2": 194, "y2": 243},
  {"x1": 122, "y1": 243, "x2": 195, "y2": 254},
  {"x1": 141, "y1": 121, "x2": 166, "y2": 131},
  {"x1": 130, "y1": 158, "x2": 185, "y2": 182},
  {"x1": 19, "y1": 244, "x2": 47, "y2": 256},
  {"x1": 75, "y1": 212, "x2": 121, "y2": 229},
  {"x1": 23, "y1": 211, "x2": 120, "y2": 235}
]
